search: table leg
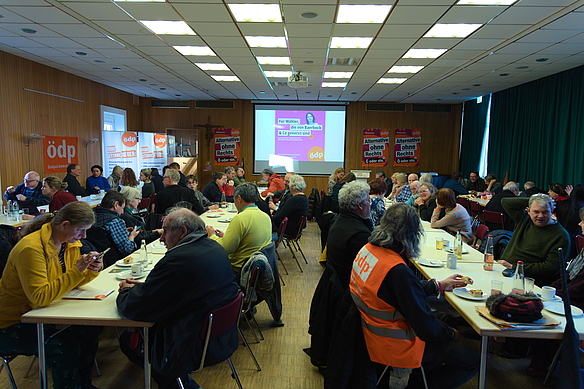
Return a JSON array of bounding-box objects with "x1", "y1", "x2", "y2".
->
[
  {"x1": 37, "y1": 323, "x2": 48, "y2": 389},
  {"x1": 143, "y1": 327, "x2": 151, "y2": 389},
  {"x1": 478, "y1": 335, "x2": 488, "y2": 389}
]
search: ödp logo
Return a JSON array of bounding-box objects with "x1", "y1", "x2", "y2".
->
[
  {"x1": 122, "y1": 132, "x2": 138, "y2": 147},
  {"x1": 154, "y1": 134, "x2": 166, "y2": 148},
  {"x1": 307, "y1": 146, "x2": 324, "y2": 161},
  {"x1": 46, "y1": 139, "x2": 76, "y2": 163}
]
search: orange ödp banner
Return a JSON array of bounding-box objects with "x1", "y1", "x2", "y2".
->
[
  {"x1": 44, "y1": 136, "x2": 79, "y2": 174},
  {"x1": 214, "y1": 128, "x2": 240, "y2": 166},
  {"x1": 362, "y1": 129, "x2": 390, "y2": 167},
  {"x1": 394, "y1": 129, "x2": 422, "y2": 167}
]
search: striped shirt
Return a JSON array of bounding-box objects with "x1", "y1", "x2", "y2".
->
[{"x1": 430, "y1": 203, "x2": 472, "y2": 242}]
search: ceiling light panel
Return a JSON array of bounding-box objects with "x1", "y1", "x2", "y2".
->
[
  {"x1": 173, "y1": 46, "x2": 216, "y2": 56},
  {"x1": 257, "y1": 56, "x2": 290, "y2": 65},
  {"x1": 457, "y1": 0, "x2": 518, "y2": 5},
  {"x1": 264, "y1": 71, "x2": 292, "y2": 77},
  {"x1": 322, "y1": 82, "x2": 347, "y2": 87},
  {"x1": 377, "y1": 78, "x2": 407, "y2": 84},
  {"x1": 330, "y1": 37, "x2": 373, "y2": 49},
  {"x1": 245, "y1": 36, "x2": 287, "y2": 47},
  {"x1": 335, "y1": 5, "x2": 392, "y2": 23},
  {"x1": 212, "y1": 75, "x2": 240, "y2": 82},
  {"x1": 323, "y1": 72, "x2": 354, "y2": 78},
  {"x1": 424, "y1": 24, "x2": 482, "y2": 38},
  {"x1": 403, "y1": 49, "x2": 447, "y2": 58},
  {"x1": 195, "y1": 63, "x2": 230, "y2": 71},
  {"x1": 228, "y1": 4, "x2": 282, "y2": 23},
  {"x1": 388, "y1": 66, "x2": 424, "y2": 73},
  {"x1": 140, "y1": 21, "x2": 196, "y2": 35}
]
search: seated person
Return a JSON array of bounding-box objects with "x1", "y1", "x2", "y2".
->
[
  {"x1": 327, "y1": 168, "x2": 345, "y2": 196},
  {"x1": 0, "y1": 202, "x2": 102, "y2": 389},
  {"x1": 207, "y1": 183, "x2": 272, "y2": 272},
  {"x1": 107, "y1": 165, "x2": 123, "y2": 191},
  {"x1": 272, "y1": 175, "x2": 309, "y2": 237},
  {"x1": 350, "y1": 203, "x2": 479, "y2": 389},
  {"x1": 266, "y1": 172, "x2": 295, "y2": 210},
  {"x1": 414, "y1": 183, "x2": 438, "y2": 222},
  {"x1": 260, "y1": 168, "x2": 285, "y2": 198},
  {"x1": 62, "y1": 164, "x2": 86, "y2": 196},
  {"x1": 330, "y1": 172, "x2": 356, "y2": 213},
  {"x1": 368, "y1": 178, "x2": 387, "y2": 227},
  {"x1": 202, "y1": 171, "x2": 231, "y2": 203},
  {"x1": 4, "y1": 170, "x2": 50, "y2": 206},
  {"x1": 85, "y1": 190, "x2": 139, "y2": 267},
  {"x1": 155, "y1": 169, "x2": 203, "y2": 215},
  {"x1": 186, "y1": 174, "x2": 219, "y2": 212},
  {"x1": 484, "y1": 181, "x2": 519, "y2": 231},
  {"x1": 484, "y1": 173, "x2": 503, "y2": 194},
  {"x1": 498, "y1": 194, "x2": 570, "y2": 286},
  {"x1": 406, "y1": 180, "x2": 421, "y2": 206},
  {"x1": 222, "y1": 167, "x2": 236, "y2": 198},
  {"x1": 556, "y1": 184, "x2": 584, "y2": 258},
  {"x1": 233, "y1": 167, "x2": 246, "y2": 186},
  {"x1": 117, "y1": 208, "x2": 239, "y2": 389},
  {"x1": 431, "y1": 188, "x2": 472, "y2": 243},
  {"x1": 43, "y1": 176, "x2": 78, "y2": 213},
  {"x1": 548, "y1": 182, "x2": 568, "y2": 202},
  {"x1": 85, "y1": 165, "x2": 111, "y2": 195},
  {"x1": 519, "y1": 181, "x2": 545, "y2": 197},
  {"x1": 465, "y1": 171, "x2": 486, "y2": 194},
  {"x1": 442, "y1": 172, "x2": 469, "y2": 196},
  {"x1": 119, "y1": 186, "x2": 162, "y2": 245},
  {"x1": 390, "y1": 173, "x2": 412, "y2": 202}
]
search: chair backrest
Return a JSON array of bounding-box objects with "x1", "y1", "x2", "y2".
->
[
  {"x1": 457, "y1": 197, "x2": 470, "y2": 211},
  {"x1": 474, "y1": 224, "x2": 489, "y2": 242},
  {"x1": 294, "y1": 215, "x2": 308, "y2": 239},
  {"x1": 578, "y1": 235, "x2": 584, "y2": 253},
  {"x1": 138, "y1": 197, "x2": 150, "y2": 211},
  {"x1": 149, "y1": 193, "x2": 157, "y2": 212},
  {"x1": 469, "y1": 200, "x2": 482, "y2": 217},
  {"x1": 483, "y1": 210, "x2": 505, "y2": 227},
  {"x1": 242, "y1": 265, "x2": 260, "y2": 313},
  {"x1": 275, "y1": 217, "x2": 288, "y2": 249}
]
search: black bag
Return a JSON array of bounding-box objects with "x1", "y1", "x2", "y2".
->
[{"x1": 478, "y1": 229, "x2": 513, "y2": 260}]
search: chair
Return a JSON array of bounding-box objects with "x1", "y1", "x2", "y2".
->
[
  {"x1": 473, "y1": 224, "x2": 489, "y2": 247},
  {"x1": 177, "y1": 292, "x2": 245, "y2": 389},
  {"x1": 136, "y1": 197, "x2": 150, "y2": 217},
  {"x1": 457, "y1": 197, "x2": 470, "y2": 212},
  {"x1": 241, "y1": 265, "x2": 264, "y2": 343},
  {"x1": 274, "y1": 218, "x2": 289, "y2": 276},
  {"x1": 1, "y1": 354, "x2": 19, "y2": 389},
  {"x1": 149, "y1": 193, "x2": 157, "y2": 213},
  {"x1": 377, "y1": 364, "x2": 428, "y2": 389},
  {"x1": 282, "y1": 215, "x2": 308, "y2": 272},
  {"x1": 577, "y1": 235, "x2": 584, "y2": 252},
  {"x1": 469, "y1": 200, "x2": 483, "y2": 222},
  {"x1": 483, "y1": 210, "x2": 506, "y2": 231}
]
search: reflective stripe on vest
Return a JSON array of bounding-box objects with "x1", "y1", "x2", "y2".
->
[
  {"x1": 350, "y1": 292, "x2": 404, "y2": 321},
  {"x1": 360, "y1": 317, "x2": 418, "y2": 340}
]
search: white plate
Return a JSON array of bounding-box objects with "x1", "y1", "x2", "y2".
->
[
  {"x1": 228, "y1": 210, "x2": 238, "y2": 213},
  {"x1": 218, "y1": 218, "x2": 232, "y2": 223},
  {"x1": 116, "y1": 271, "x2": 146, "y2": 280},
  {"x1": 452, "y1": 287, "x2": 487, "y2": 301},
  {"x1": 206, "y1": 214, "x2": 221, "y2": 218},
  {"x1": 445, "y1": 248, "x2": 469, "y2": 254},
  {"x1": 115, "y1": 260, "x2": 133, "y2": 267},
  {"x1": 417, "y1": 259, "x2": 444, "y2": 267},
  {"x1": 544, "y1": 302, "x2": 584, "y2": 316},
  {"x1": 539, "y1": 295, "x2": 561, "y2": 302}
]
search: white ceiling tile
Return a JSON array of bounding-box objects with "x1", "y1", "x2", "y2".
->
[
  {"x1": 438, "y1": 5, "x2": 508, "y2": 24},
  {"x1": 28, "y1": 36, "x2": 82, "y2": 49},
  {"x1": 0, "y1": 36, "x2": 45, "y2": 48},
  {"x1": 45, "y1": 23, "x2": 104, "y2": 38},
  {"x1": 535, "y1": 43, "x2": 584, "y2": 56},
  {"x1": 378, "y1": 24, "x2": 431, "y2": 39},
  {"x1": 116, "y1": 34, "x2": 168, "y2": 47},
  {"x1": 0, "y1": 6, "x2": 34, "y2": 23},
  {"x1": 517, "y1": 28, "x2": 581, "y2": 43},
  {"x1": 72, "y1": 37, "x2": 126, "y2": 50},
  {"x1": 202, "y1": 35, "x2": 248, "y2": 48},
  {"x1": 1, "y1": 22, "x2": 62, "y2": 37},
  {"x1": 281, "y1": 4, "x2": 336, "y2": 23},
  {"x1": 190, "y1": 22, "x2": 241, "y2": 37},
  {"x1": 491, "y1": 6, "x2": 564, "y2": 25},
  {"x1": 5, "y1": 5, "x2": 83, "y2": 24},
  {"x1": 387, "y1": 6, "x2": 450, "y2": 24},
  {"x1": 115, "y1": 3, "x2": 183, "y2": 21},
  {"x1": 496, "y1": 42, "x2": 552, "y2": 54},
  {"x1": 332, "y1": 24, "x2": 382, "y2": 37},
  {"x1": 238, "y1": 23, "x2": 285, "y2": 36},
  {"x1": 412, "y1": 38, "x2": 462, "y2": 49},
  {"x1": 286, "y1": 23, "x2": 332, "y2": 38},
  {"x1": 455, "y1": 38, "x2": 505, "y2": 50},
  {"x1": 63, "y1": 2, "x2": 133, "y2": 21},
  {"x1": 174, "y1": 4, "x2": 232, "y2": 23}
]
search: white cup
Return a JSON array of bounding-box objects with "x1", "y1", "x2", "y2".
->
[
  {"x1": 131, "y1": 264, "x2": 144, "y2": 277},
  {"x1": 541, "y1": 286, "x2": 556, "y2": 300},
  {"x1": 76, "y1": 196, "x2": 82, "y2": 200}
]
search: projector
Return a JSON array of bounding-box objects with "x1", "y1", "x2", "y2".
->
[{"x1": 287, "y1": 73, "x2": 308, "y2": 88}]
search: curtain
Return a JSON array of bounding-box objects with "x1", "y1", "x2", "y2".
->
[
  {"x1": 460, "y1": 95, "x2": 490, "y2": 175},
  {"x1": 488, "y1": 65, "x2": 584, "y2": 188}
]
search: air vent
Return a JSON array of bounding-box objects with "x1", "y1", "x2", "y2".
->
[
  {"x1": 366, "y1": 103, "x2": 406, "y2": 112},
  {"x1": 412, "y1": 104, "x2": 452, "y2": 113},
  {"x1": 150, "y1": 100, "x2": 189, "y2": 108},
  {"x1": 195, "y1": 100, "x2": 235, "y2": 109},
  {"x1": 327, "y1": 57, "x2": 361, "y2": 66}
]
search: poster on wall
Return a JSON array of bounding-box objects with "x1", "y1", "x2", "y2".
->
[
  {"x1": 214, "y1": 128, "x2": 240, "y2": 166},
  {"x1": 362, "y1": 129, "x2": 390, "y2": 167},
  {"x1": 43, "y1": 136, "x2": 79, "y2": 174},
  {"x1": 139, "y1": 132, "x2": 167, "y2": 171},
  {"x1": 393, "y1": 129, "x2": 422, "y2": 167},
  {"x1": 102, "y1": 132, "x2": 168, "y2": 177}
]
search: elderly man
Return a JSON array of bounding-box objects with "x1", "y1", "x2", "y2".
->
[
  {"x1": 117, "y1": 208, "x2": 239, "y2": 389},
  {"x1": 465, "y1": 171, "x2": 486, "y2": 194},
  {"x1": 168, "y1": 162, "x2": 187, "y2": 187},
  {"x1": 266, "y1": 172, "x2": 295, "y2": 210},
  {"x1": 519, "y1": 181, "x2": 545, "y2": 197},
  {"x1": 222, "y1": 166, "x2": 236, "y2": 197},
  {"x1": 484, "y1": 181, "x2": 519, "y2": 231},
  {"x1": 207, "y1": 182, "x2": 272, "y2": 272},
  {"x1": 63, "y1": 164, "x2": 86, "y2": 197},
  {"x1": 260, "y1": 168, "x2": 285, "y2": 197},
  {"x1": 442, "y1": 172, "x2": 469, "y2": 196},
  {"x1": 4, "y1": 171, "x2": 50, "y2": 205},
  {"x1": 392, "y1": 173, "x2": 412, "y2": 203},
  {"x1": 406, "y1": 180, "x2": 422, "y2": 206},
  {"x1": 408, "y1": 173, "x2": 419, "y2": 184},
  {"x1": 499, "y1": 194, "x2": 570, "y2": 286},
  {"x1": 233, "y1": 167, "x2": 245, "y2": 186},
  {"x1": 155, "y1": 169, "x2": 203, "y2": 215},
  {"x1": 375, "y1": 171, "x2": 392, "y2": 196}
]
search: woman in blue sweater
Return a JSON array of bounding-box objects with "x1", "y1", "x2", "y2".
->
[{"x1": 86, "y1": 165, "x2": 111, "y2": 195}]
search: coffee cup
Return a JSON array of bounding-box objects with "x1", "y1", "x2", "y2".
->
[
  {"x1": 131, "y1": 264, "x2": 144, "y2": 277},
  {"x1": 541, "y1": 286, "x2": 556, "y2": 300}
]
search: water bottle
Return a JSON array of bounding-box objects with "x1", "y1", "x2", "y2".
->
[
  {"x1": 11, "y1": 201, "x2": 19, "y2": 221},
  {"x1": 455, "y1": 230, "x2": 463, "y2": 262},
  {"x1": 6, "y1": 200, "x2": 12, "y2": 217},
  {"x1": 221, "y1": 192, "x2": 226, "y2": 206},
  {"x1": 139, "y1": 239, "x2": 148, "y2": 266},
  {"x1": 483, "y1": 235, "x2": 494, "y2": 271},
  {"x1": 511, "y1": 261, "x2": 525, "y2": 294}
]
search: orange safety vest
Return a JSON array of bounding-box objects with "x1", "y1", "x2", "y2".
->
[{"x1": 349, "y1": 243, "x2": 425, "y2": 368}]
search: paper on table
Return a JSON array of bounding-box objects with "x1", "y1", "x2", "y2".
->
[
  {"x1": 62, "y1": 288, "x2": 114, "y2": 300},
  {"x1": 476, "y1": 306, "x2": 560, "y2": 330}
]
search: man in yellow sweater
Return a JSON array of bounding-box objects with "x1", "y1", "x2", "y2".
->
[{"x1": 207, "y1": 182, "x2": 272, "y2": 271}]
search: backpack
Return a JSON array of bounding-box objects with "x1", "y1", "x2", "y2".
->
[{"x1": 478, "y1": 229, "x2": 514, "y2": 260}]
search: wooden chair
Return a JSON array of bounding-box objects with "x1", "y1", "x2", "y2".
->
[
  {"x1": 136, "y1": 197, "x2": 150, "y2": 217},
  {"x1": 483, "y1": 210, "x2": 506, "y2": 231}
]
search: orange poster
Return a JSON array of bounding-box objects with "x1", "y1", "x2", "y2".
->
[
  {"x1": 394, "y1": 129, "x2": 421, "y2": 167},
  {"x1": 214, "y1": 128, "x2": 240, "y2": 166},
  {"x1": 43, "y1": 136, "x2": 79, "y2": 174},
  {"x1": 362, "y1": 129, "x2": 390, "y2": 167}
]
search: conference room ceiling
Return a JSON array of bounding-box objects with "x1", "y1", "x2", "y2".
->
[{"x1": 1, "y1": 0, "x2": 583, "y2": 104}]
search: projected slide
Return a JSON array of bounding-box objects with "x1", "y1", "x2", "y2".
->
[{"x1": 254, "y1": 104, "x2": 346, "y2": 175}]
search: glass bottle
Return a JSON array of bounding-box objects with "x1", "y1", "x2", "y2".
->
[
  {"x1": 511, "y1": 261, "x2": 525, "y2": 294},
  {"x1": 220, "y1": 192, "x2": 226, "y2": 206},
  {"x1": 483, "y1": 235, "x2": 494, "y2": 271},
  {"x1": 456, "y1": 230, "x2": 463, "y2": 262},
  {"x1": 139, "y1": 239, "x2": 148, "y2": 266}
]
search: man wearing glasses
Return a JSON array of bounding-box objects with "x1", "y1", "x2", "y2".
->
[
  {"x1": 4, "y1": 171, "x2": 50, "y2": 206},
  {"x1": 155, "y1": 169, "x2": 204, "y2": 216}
]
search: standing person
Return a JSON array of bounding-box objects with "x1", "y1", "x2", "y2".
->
[
  {"x1": 368, "y1": 178, "x2": 388, "y2": 227},
  {"x1": 107, "y1": 165, "x2": 123, "y2": 191},
  {"x1": 260, "y1": 168, "x2": 285, "y2": 197},
  {"x1": 139, "y1": 168, "x2": 155, "y2": 199},
  {"x1": 4, "y1": 171, "x2": 50, "y2": 206},
  {"x1": 42, "y1": 176, "x2": 78, "y2": 212},
  {"x1": 186, "y1": 175, "x2": 219, "y2": 212},
  {"x1": 120, "y1": 167, "x2": 140, "y2": 190},
  {"x1": 465, "y1": 171, "x2": 486, "y2": 194},
  {"x1": 202, "y1": 172, "x2": 230, "y2": 203},
  {"x1": 349, "y1": 203, "x2": 479, "y2": 389},
  {"x1": 150, "y1": 168, "x2": 164, "y2": 193},
  {"x1": 0, "y1": 201, "x2": 103, "y2": 389},
  {"x1": 233, "y1": 167, "x2": 246, "y2": 186},
  {"x1": 168, "y1": 162, "x2": 187, "y2": 187},
  {"x1": 431, "y1": 188, "x2": 472, "y2": 243},
  {"x1": 414, "y1": 183, "x2": 438, "y2": 222},
  {"x1": 327, "y1": 167, "x2": 345, "y2": 195},
  {"x1": 556, "y1": 183, "x2": 584, "y2": 258},
  {"x1": 85, "y1": 165, "x2": 111, "y2": 195},
  {"x1": 155, "y1": 170, "x2": 204, "y2": 216},
  {"x1": 117, "y1": 208, "x2": 239, "y2": 389},
  {"x1": 63, "y1": 164, "x2": 86, "y2": 197}
]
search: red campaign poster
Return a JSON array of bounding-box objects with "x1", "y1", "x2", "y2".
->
[
  {"x1": 393, "y1": 129, "x2": 422, "y2": 167},
  {"x1": 214, "y1": 128, "x2": 240, "y2": 166},
  {"x1": 43, "y1": 136, "x2": 79, "y2": 174},
  {"x1": 362, "y1": 129, "x2": 390, "y2": 167}
]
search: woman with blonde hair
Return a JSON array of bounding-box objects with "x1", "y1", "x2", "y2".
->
[
  {"x1": 140, "y1": 168, "x2": 155, "y2": 199},
  {"x1": 327, "y1": 167, "x2": 345, "y2": 195},
  {"x1": 43, "y1": 176, "x2": 77, "y2": 212}
]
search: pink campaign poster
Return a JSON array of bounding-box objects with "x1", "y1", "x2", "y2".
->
[{"x1": 275, "y1": 111, "x2": 325, "y2": 162}]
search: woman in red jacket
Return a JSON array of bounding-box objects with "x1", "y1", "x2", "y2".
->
[{"x1": 43, "y1": 176, "x2": 78, "y2": 212}]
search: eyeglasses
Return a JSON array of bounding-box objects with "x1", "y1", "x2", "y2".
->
[
  {"x1": 24, "y1": 179, "x2": 38, "y2": 183},
  {"x1": 163, "y1": 176, "x2": 170, "y2": 179},
  {"x1": 419, "y1": 190, "x2": 430, "y2": 193},
  {"x1": 135, "y1": 198, "x2": 141, "y2": 201}
]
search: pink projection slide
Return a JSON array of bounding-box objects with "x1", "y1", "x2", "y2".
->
[{"x1": 275, "y1": 111, "x2": 325, "y2": 162}]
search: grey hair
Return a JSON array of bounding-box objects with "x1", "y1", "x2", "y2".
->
[
  {"x1": 339, "y1": 181, "x2": 370, "y2": 213},
  {"x1": 420, "y1": 183, "x2": 437, "y2": 197},
  {"x1": 141, "y1": 168, "x2": 151, "y2": 177},
  {"x1": 524, "y1": 181, "x2": 535, "y2": 189},
  {"x1": 369, "y1": 203, "x2": 423, "y2": 259},
  {"x1": 503, "y1": 181, "x2": 519, "y2": 192},
  {"x1": 234, "y1": 182, "x2": 258, "y2": 203},
  {"x1": 529, "y1": 193, "x2": 554, "y2": 211},
  {"x1": 224, "y1": 166, "x2": 235, "y2": 173},
  {"x1": 120, "y1": 186, "x2": 141, "y2": 205},
  {"x1": 165, "y1": 169, "x2": 180, "y2": 183},
  {"x1": 165, "y1": 207, "x2": 206, "y2": 235},
  {"x1": 262, "y1": 168, "x2": 274, "y2": 176},
  {"x1": 395, "y1": 172, "x2": 407, "y2": 184},
  {"x1": 288, "y1": 174, "x2": 306, "y2": 192},
  {"x1": 419, "y1": 174, "x2": 433, "y2": 184}
]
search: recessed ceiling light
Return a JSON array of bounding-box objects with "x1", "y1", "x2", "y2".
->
[
  {"x1": 259, "y1": 91, "x2": 266, "y2": 93},
  {"x1": 330, "y1": 37, "x2": 373, "y2": 49},
  {"x1": 195, "y1": 63, "x2": 230, "y2": 71},
  {"x1": 457, "y1": 0, "x2": 518, "y2": 5},
  {"x1": 535, "y1": 58, "x2": 548, "y2": 62},
  {"x1": 113, "y1": 67, "x2": 122, "y2": 71},
  {"x1": 462, "y1": 88, "x2": 470, "y2": 90},
  {"x1": 472, "y1": 84, "x2": 481, "y2": 86},
  {"x1": 322, "y1": 82, "x2": 347, "y2": 88},
  {"x1": 264, "y1": 71, "x2": 291, "y2": 78},
  {"x1": 75, "y1": 51, "x2": 87, "y2": 56},
  {"x1": 94, "y1": 60, "x2": 107, "y2": 63},
  {"x1": 388, "y1": 65, "x2": 424, "y2": 73},
  {"x1": 499, "y1": 73, "x2": 509, "y2": 76},
  {"x1": 150, "y1": 84, "x2": 157, "y2": 86},
  {"x1": 139, "y1": 79, "x2": 147, "y2": 82},
  {"x1": 452, "y1": 92, "x2": 460, "y2": 95},
  {"x1": 245, "y1": 36, "x2": 287, "y2": 48},
  {"x1": 515, "y1": 66, "x2": 529, "y2": 69},
  {"x1": 336, "y1": 5, "x2": 391, "y2": 23},
  {"x1": 324, "y1": 72, "x2": 353, "y2": 78},
  {"x1": 228, "y1": 4, "x2": 282, "y2": 23},
  {"x1": 377, "y1": 78, "x2": 407, "y2": 84},
  {"x1": 424, "y1": 24, "x2": 482, "y2": 38},
  {"x1": 160, "y1": 87, "x2": 166, "y2": 90},
  {"x1": 327, "y1": 95, "x2": 333, "y2": 97},
  {"x1": 175, "y1": 94, "x2": 181, "y2": 96},
  {"x1": 305, "y1": 91, "x2": 311, "y2": 94},
  {"x1": 301, "y1": 12, "x2": 318, "y2": 19},
  {"x1": 173, "y1": 46, "x2": 216, "y2": 56},
  {"x1": 257, "y1": 56, "x2": 290, "y2": 65},
  {"x1": 212, "y1": 75, "x2": 240, "y2": 82},
  {"x1": 351, "y1": 92, "x2": 357, "y2": 94},
  {"x1": 21, "y1": 28, "x2": 37, "y2": 34},
  {"x1": 436, "y1": 98, "x2": 443, "y2": 101},
  {"x1": 403, "y1": 49, "x2": 447, "y2": 59},
  {"x1": 140, "y1": 20, "x2": 195, "y2": 35},
  {"x1": 303, "y1": 60, "x2": 314, "y2": 64},
  {"x1": 284, "y1": 94, "x2": 289, "y2": 97}
]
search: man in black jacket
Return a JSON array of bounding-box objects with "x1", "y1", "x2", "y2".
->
[
  {"x1": 484, "y1": 181, "x2": 519, "y2": 231},
  {"x1": 117, "y1": 208, "x2": 239, "y2": 389},
  {"x1": 63, "y1": 164, "x2": 86, "y2": 196},
  {"x1": 155, "y1": 169, "x2": 203, "y2": 215}
]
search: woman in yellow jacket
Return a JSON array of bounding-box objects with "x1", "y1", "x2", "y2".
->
[{"x1": 0, "y1": 201, "x2": 103, "y2": 389}]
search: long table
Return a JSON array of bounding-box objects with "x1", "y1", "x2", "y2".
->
[
  {"x1": 414, "y1": 232, "x2": 584, "y2": 389},
  {"x1": 20, "y1": 242, "x2": 168, "y2": 389}
]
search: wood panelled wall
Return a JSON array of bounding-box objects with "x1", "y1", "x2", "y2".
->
[{"x1": 2, "y1": 50, "x2": 462, "y2": 196}]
